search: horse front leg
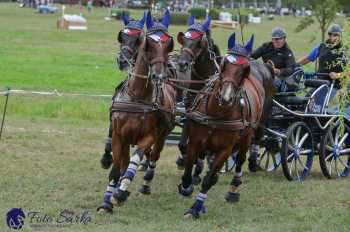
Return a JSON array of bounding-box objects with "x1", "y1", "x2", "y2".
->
[
  {"x1": 184, "y1": 147, "x2": 232, "y2": 219},
  {"x1": 97, "y1": 164, "x2": 120, "y2": 214},
  {"x1": 226, "y1": 134, "x2": 252, "y2": 203},
  {"x1": 111, "y1": 134, "x2": 155, "y2": 206}
]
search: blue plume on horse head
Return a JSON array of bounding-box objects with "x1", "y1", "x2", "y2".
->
[
  {"x1": 121, "y1": 12, "x2": 129, "y2": 26},
  {"x1": 244, "y1": 35, "x2": 254, "y2": 54},
  {"x1": 188, "y1": 15, "x2": 195, "y2": 26},
  {"x1": 161, "y1": 9, "x2": 171, "y2": 28},
  {"x1": 201, "y1": 16, "x2": 211, "y2": 32},
  {"x1": 146, "y1": 10, "x2": 154, "y2": 29},
  {"x1": 227, "y1": 33, "x2": 236, "y2": 50},
  {"x1": 137, "y1": 12, "x2": 146, "y2": 29}
]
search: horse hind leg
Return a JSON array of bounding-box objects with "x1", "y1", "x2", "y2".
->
[
  {"x1": 184, "y1": 147, "x2": 232, "y2": 219},
  {"x1": 248, "y1": 126, "x2": 264, "y2": 172},
  {"x1": 192, "y1": 152, "x2": 206, "y2": 185},
  {"x1": 176, "y1": 121, "x2": 188, "y2": 170},
  {"x1": 225, "y1": 134, "x2": 252, "y2": 203},
  {"x1": 139, "y1": 133, "x2": 167, "y2": 195}
]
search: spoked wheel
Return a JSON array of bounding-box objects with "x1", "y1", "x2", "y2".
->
[
  {"x1": 320, "y1": 123, "x2": 350, "y2": 179},
  {"x1": 281, "y1": 122, "x2": 314, "y2": 181},
  {"x1": 258, "y1": 147, "x2": 281, "y2": 172}
]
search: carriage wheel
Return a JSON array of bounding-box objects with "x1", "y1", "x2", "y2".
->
[
  {"x1": 320, "y1": 123, "x2": 350, "y2": 179},
  {"x1": 257, "y1": 147, "x2": 281, "y2": 172},
  {"x1": 281, "y1": 122, "x2": 314, "y2": 181}
]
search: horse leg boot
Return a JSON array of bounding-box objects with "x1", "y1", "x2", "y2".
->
[
  {"x1": 97, "y1": 165, "x2": 121, "y2": 213},
  {"x1": 100, "y1": 118, "x2": 113, "y2": 169},
  {"x1": 184, "y1": 149, "x2": 229, "y2": 219},
  {"x1": 178, "y1": 143, "x2": 198, "y2": 197},
  {"x1": 111, "y1": 148, "x2": 145, "y2": 206},
  {"x1": 226, "y1": 136, "x2": 250, "y2": 203}
]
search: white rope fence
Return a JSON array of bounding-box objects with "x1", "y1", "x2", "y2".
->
[{"x1": 0, "y1": 89, "x2": 113, "y2": 98}]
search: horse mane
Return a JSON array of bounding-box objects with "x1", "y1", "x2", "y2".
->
[{"x1": 206, "y1": 29, "x2": 221, "y2": 57}]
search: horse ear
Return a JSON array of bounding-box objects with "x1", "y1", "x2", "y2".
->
[
  {"x1": 161, "y1": 9, "x2": 170, "y2": 28},
  {"x1": 201, "y1": 16, "x2": 211, "y2": 32},
  {"x1": 244, "y1": 34, "x2": 254, "y2": 54},
  {"x1": 121, "y1": 12, "x2": 129, "y2": 26},
  {"x1": 227, "y1": 33, "x2": 236, "y2": 50},
  {"x1": 177, "y1": 32, "x2": 185, "y2": 45},
  {"x1": 188, "y1": 15, "x2": 195, "y2": 26},
  {"x1": 146, "y1": 11, "x2": 154, "y2": 29},
  {"x1": 138, "y1": 12, "x2": 146, "y2": 29}
]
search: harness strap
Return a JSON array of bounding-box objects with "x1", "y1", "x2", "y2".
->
[{"x1": 186, "y1": 111, "x2": 247, "y2": 131}]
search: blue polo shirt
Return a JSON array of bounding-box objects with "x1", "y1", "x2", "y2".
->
[{"x1": 307, "y1": 44, "x2": 321, "y2": 62}]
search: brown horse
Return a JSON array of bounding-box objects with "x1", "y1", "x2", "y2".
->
[
  {"x1": 175, "y1": 16, "x2": 221, "y2": 181},
  {"x1": 100, "y1": 12, "x2": 146, "y2": 170},
  {"x1": 178, "y1": 33, "x2": 274, "y2": 219},
  {"x1": 98, "y1": 10, "x2": 176, "y2": 212}
]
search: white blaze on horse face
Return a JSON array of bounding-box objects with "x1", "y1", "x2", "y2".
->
[{"x1": 222, "y1": 83, "x2": 233, "y2": 103}]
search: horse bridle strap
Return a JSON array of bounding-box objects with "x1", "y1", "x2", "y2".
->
[
  {"x1": 150, "y1": 57, "x2": 167, "y2": 65},
  {"x1": 182, "y1": 47, "x2": 197, "y2": 59},
  {"x1": 128, "y1": 71, "x2": 148, "y2": 79}
]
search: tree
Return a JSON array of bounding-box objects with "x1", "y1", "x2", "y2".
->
[{"x1": 295, "y1": 0, "x2": 340, "y2": 42}]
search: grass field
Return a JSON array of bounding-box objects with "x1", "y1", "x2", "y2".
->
[{"x1": 0, "y1": 3, "x2": 349, "y2": 231}]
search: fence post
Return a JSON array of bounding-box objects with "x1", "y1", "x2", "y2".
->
[{"x1": 0, "y1": 87, "x2": 10, "y2": 141}]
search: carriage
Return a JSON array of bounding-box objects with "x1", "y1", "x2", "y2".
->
[{"x1": 258, "y1": 70, "x2": 350, "y2": 180}]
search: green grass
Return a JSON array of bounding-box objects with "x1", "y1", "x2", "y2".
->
[{"x1": 0, "y1": 3, "x2": 349, "y2": 231}]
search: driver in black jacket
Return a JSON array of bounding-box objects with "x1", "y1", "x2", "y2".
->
[{"x1": 251, "y1": 27, "x2": 298, "y2": 92}]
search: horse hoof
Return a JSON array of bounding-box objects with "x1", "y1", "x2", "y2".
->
[
  {"x1": 111, "y1": 190, "x2": 130, "y2": 207},
  {"x1": 100, "y1": 152, "x2": 113, "y2": 169},
  {"x1": 176, "y1": 157, "x2": 185, "y2": 170},
  {"x1": 192, "y1": 175, "x2": 201, "y2": 185},
  {"x1": 138, "y1": 185, "x2": 151, "y2": 195},
  {"x1": 225, "y1": 192, "x2": 240, "y2": 203},
  {"x1": 178, "y1": 184, "x2": 194, "y2": 197},
  {"x1": 96, "y1": 205, "x2": 113, "y2": 214},
  {"x1": 183, "y1": 208, "x2": 200, "y2": 219}
]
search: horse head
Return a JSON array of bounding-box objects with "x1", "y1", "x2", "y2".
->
[
  {"x1": 218, "y1": 33, "x2": 254, "y2": 107},
  {"x1": 143, "y1": 10, "x2": 174, "y2": 80},
  {"x1": 117, "y1": 12, "x2": 146, "y2": 71},
  {"x1": 177, "y1": 16, "x2": 211, "y2": 73}
]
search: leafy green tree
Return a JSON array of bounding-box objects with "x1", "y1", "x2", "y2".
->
[{"x1": 295, "y1": 0, "x2": 340, "y2": 42}]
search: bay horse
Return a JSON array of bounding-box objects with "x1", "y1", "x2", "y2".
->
[
  {"x1": 98, "y1": 10, "x2": 176, "y2": 213},
  {"x1": 100, "y1": 12, "x2": 146, "y2": 170},
  {"x1": 178, "y1": 33, "x2": 274, "y2": 219},
  {"x1": 175, "y1": 16, "x2": 221, "y2": 183}
]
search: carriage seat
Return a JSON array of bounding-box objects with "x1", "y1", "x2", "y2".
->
[
  {"x1": 304, "y1": 79, "x2": 330, "y2": 88},
  {"x1": 274, "y1": 92, "x2": 309, "y2": 105}
]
